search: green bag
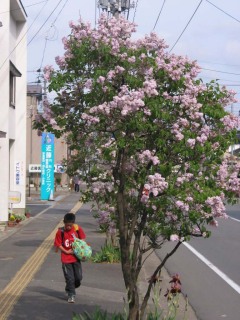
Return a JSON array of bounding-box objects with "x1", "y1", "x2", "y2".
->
[{"x1": 72, "y1": 235, "x2": 92, "y2": 261}]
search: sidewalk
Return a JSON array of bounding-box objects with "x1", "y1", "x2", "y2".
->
[{"x1": 0, "y1": 191, "x2": 198, "y2": 319}]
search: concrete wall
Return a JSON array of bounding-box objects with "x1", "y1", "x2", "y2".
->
[{"x1": 0, "y1": 0, "x2": 27, "y2": 222}]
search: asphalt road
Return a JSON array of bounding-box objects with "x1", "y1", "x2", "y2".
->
[{"x1": 156, "y1": 208, "x2": 240, "y2": 320}]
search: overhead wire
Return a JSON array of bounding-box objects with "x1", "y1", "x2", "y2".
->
[
  {"x1": 50, "y1": 0, "x2": 69, "y2": 26},
  {"x1": 38, "y1": 0, "x2": 69, "y2": 83},
  {"x1": 27, "y1": 0, "x2": 64, "y2": 46},
  {"x1": 0, "y1": 0, "x2": 48, "y2": 15},
  {"x1": 199, "y1": 60, "x2": 240, "y2": 68},
  {"x1": 0, "y1": 0, "x2": 49, "y2": 72},
  {"x1": 132, "y1": 0, "x2": 139, "y2": 23},
  {"x1": 169, "y1": 0, "x2": 203, "y2": 53},
  {"x1": 153, "y1": 0, "x2": 167, "y2": 31},
  {"x1": 199, "y1": 75, "x2": 240, "y2": 83},
  {"x1": 201, "y1": 68, "x2": 240, "y2": 76},
  {"x1": 205, "y1": 0, "x2": 240, "y2": 24}
]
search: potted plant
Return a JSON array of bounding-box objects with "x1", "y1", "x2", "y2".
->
[
  {"x1": 15, "y1": 214, "x2": 26, "y2": 223},
  {"x1": 25, "y1": 207, "x2": 31, "y2": 218},
  {"x1": 8, "y1": 214, "x2": 17, "y2": 227}
]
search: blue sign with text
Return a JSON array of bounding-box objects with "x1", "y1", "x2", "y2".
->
[{"x1": 40, "y1": 132, "x2": 55, "y2": 200}]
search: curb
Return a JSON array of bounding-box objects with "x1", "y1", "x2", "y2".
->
[{"x1": 139, "y1": 250, "x2": 198, "y2": 320}]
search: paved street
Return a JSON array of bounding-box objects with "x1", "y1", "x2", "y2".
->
[
  {"x1": 157, "y1": 208, "x2": 240, "y2": 320},
  {"x1": 0, "y1": 192, "x2": 197, "y2": 320},
  {"x1": 0, "y1": 193, "x2": 127, "y2": 319},
  {"x1": 1, "y1": 191, "x2": 239, "y2": 319}
]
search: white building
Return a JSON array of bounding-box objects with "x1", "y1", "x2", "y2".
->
[{"x1": 0, "y1": 0, "x2": 27, "y2": 224}]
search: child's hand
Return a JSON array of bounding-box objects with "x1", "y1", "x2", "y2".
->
[{"x1": 67, "y1": 249, "x2": 74, "y2": 255}]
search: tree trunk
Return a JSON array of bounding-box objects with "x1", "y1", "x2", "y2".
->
[{"x1": 128, "y1": 286, "x2": 140, "y2": 319}]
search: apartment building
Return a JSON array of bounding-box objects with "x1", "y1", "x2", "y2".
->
[{"x1": 0, "y1": 0, "x2": 27, "y2": 223}]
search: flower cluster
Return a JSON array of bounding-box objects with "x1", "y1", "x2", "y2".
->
[
  {"x1": 138, "y1": 150, "x2": 159, "y2": 166},
  {"x1": 141, "y1": 173, "x2": 168, "y2": 203},
  {"x1": 43, "y1": 65, "x2": 54, "y2": 81},
  {"x1": 205, "y1": 196, "x2": 227, "y2": 219},
  {"x1": 164, "y1": 274, "x2": 182, "y2": 300}
]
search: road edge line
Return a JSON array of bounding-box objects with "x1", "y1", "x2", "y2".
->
[{"x1": 183, "y1": 242, "x2": 240, "y2": 294}]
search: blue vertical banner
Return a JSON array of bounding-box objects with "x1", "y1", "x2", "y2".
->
[{"x1": 40, "y1": 132, "x2": 55, "y2": 200}]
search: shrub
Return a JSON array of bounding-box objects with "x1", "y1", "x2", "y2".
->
[{"x1": 92, "y1": 244, "x2": 121, "y2": 263}]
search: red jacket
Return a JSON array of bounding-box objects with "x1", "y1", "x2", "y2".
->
[{"x1": 54, "y1": 225, "x2": 86, "y2": 263}]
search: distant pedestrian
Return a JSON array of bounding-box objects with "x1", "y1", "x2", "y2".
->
[
  {"x1": 54, "y1": 212, "x2": 86, "y2": 303},
  {"x1": 73, "y1": 175, "x2": 80, "y2": 192}
]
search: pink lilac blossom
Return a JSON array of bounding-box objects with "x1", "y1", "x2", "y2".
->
[
  {"x1": 170, "y1": 234, "x2": 179, "y2": 242},
  {"x1": 81, "y1": 113, "x2": 100, "y2": 124},
  {"x1": 55, "y1": 56, "x2": 66, "y2": 69},
  {"x1": 186, "y1": 139, "x2": 195, "y2": 149},
  {"x1": 205, "y1": 196, "x2": 227, "y2": 218},
  {"x1": 143, "y1": 79, "x2": 158, "y2": 97},
  {"x1": 43, "y1": 65, "x2": 54, "y2": 81},
  {"x1": 141, "y1": 173, "x2": 168, "y2": 203},
  {"x1": 138, "y1": 150, "x2": 160, "y2": 166},
  {"x1": 85, "y1": 79, "x2": 93, "y2": 90},
  {"x1": 175, "y1": 200, "x2": 189, "y2": 212},
  {"x1": 175, "y1": 173, "x2": 194, "y2": 187},
  {"x1": 212, "y1": 142, "x2": 220, "y2": 150},
  {"x1": 221, "y1": 114, "x2": 238, "y2": 132}
]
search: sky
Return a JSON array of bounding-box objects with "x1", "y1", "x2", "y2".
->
[{"x1": 19, "y1": 0, "x2": 240, "y2": 114}]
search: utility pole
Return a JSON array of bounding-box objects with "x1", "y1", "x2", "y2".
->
[{"x1": 98, "y1": 0, "x2": 134, "y2": 18}]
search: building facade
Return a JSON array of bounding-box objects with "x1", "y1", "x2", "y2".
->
[
  {"x1": 0, "y1": 0, "x2": 27, "y2": 223},
  {"x1": 27, "y1": 85, "x2": 69, "y2": 195}
]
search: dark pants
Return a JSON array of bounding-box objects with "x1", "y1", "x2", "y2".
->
[
  {"x1": 74, "y1": 183, "x2": 79, "y2": 192},
  {"x1": 62, "y1": 261, "x2": 82, "y2": 296}
]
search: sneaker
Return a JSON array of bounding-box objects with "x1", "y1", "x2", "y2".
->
[{"x1": 67, "y1": 295, "x2": 75, "y2": 303}]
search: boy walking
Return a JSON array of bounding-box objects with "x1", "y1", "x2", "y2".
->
[{"x1": 54, "y1": 212, "x2": 86, "y2": 303}]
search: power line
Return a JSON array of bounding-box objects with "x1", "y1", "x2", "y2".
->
[
  {"x1": 153, "y1": 0, "x2": 167, "y2": 31},
  {"x1": 205, "y1": 0, "x2": 240, "y2": 24},
  {"x1": 200, "y1": 75, "x2": 240, "y2": 84},
  {"x1": 27, "y1": 0, "x2": 64, "y2": 46},
  {"x1": 0, "y1": 0, "x2": 49, "y2": 72},
  {"x1": 199, "y1": 60, "x2": 240, "y2": 68},
  {"x1": 39, "y1": 37, "x2": 48, "y2": 72},
  {"x1": 50, "y1": 0, "x2": 69, "y2": 26},
  {"x1": 201, "y1": 67, "x2": 240, "y2": 76},
  {"x1": 132, "y1": 0, "x2": 139, "y2": 23},
  {"x1": 0, "y1": 0, "x2": 48, "y2": 15},
  {"x1": 169, "y1": 0, "x2": 203, "y2": 53},
  {"x1": 38, "y1": 0, "x2": 69, "y2": 73}
]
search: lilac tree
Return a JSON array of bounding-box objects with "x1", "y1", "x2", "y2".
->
[{"x1": 35, "y1": 15, "x2": 239, "y2": 319}]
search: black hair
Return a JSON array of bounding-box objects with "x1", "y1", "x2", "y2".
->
[{"x1": 63, "y1": 212, "x2": 76, "y2": 223}]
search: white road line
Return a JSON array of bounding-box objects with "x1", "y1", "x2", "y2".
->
[
  {"x1": 229, "y1": 216, "x2": 240, "y2": 222},
  {"x1": 183, "y1": 242, "x2": 240, "y2": 295}
]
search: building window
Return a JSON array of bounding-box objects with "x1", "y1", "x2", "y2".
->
[
  {"x1": 9, "y1": 61, "x2": 22, "y2": 108},
  {"x1": 10, "y1": 72, "x2": 16, "y2": 107}
]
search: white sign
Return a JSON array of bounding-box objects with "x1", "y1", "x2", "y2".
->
[
  {"x1": 29, "y1": 164, "x2": 66, "y2": 173},
  {"x1": 15, "y1": 161, "x2": 24, "y2": 185},
  {"x1": 9, "y1": 191, "x2": 21, "y2": 204}
]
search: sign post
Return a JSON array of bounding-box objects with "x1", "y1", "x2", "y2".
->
[
  {"x1": 40, "y1": 132, "x2": 55, "y2": 200},
  {"x1": 8, "y1": 191, "x2": 21, "y2": 217}
]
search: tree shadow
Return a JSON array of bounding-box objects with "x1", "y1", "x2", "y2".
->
[{"x1": 8, "y1": 286, "x2": 125, "y2": 320}]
